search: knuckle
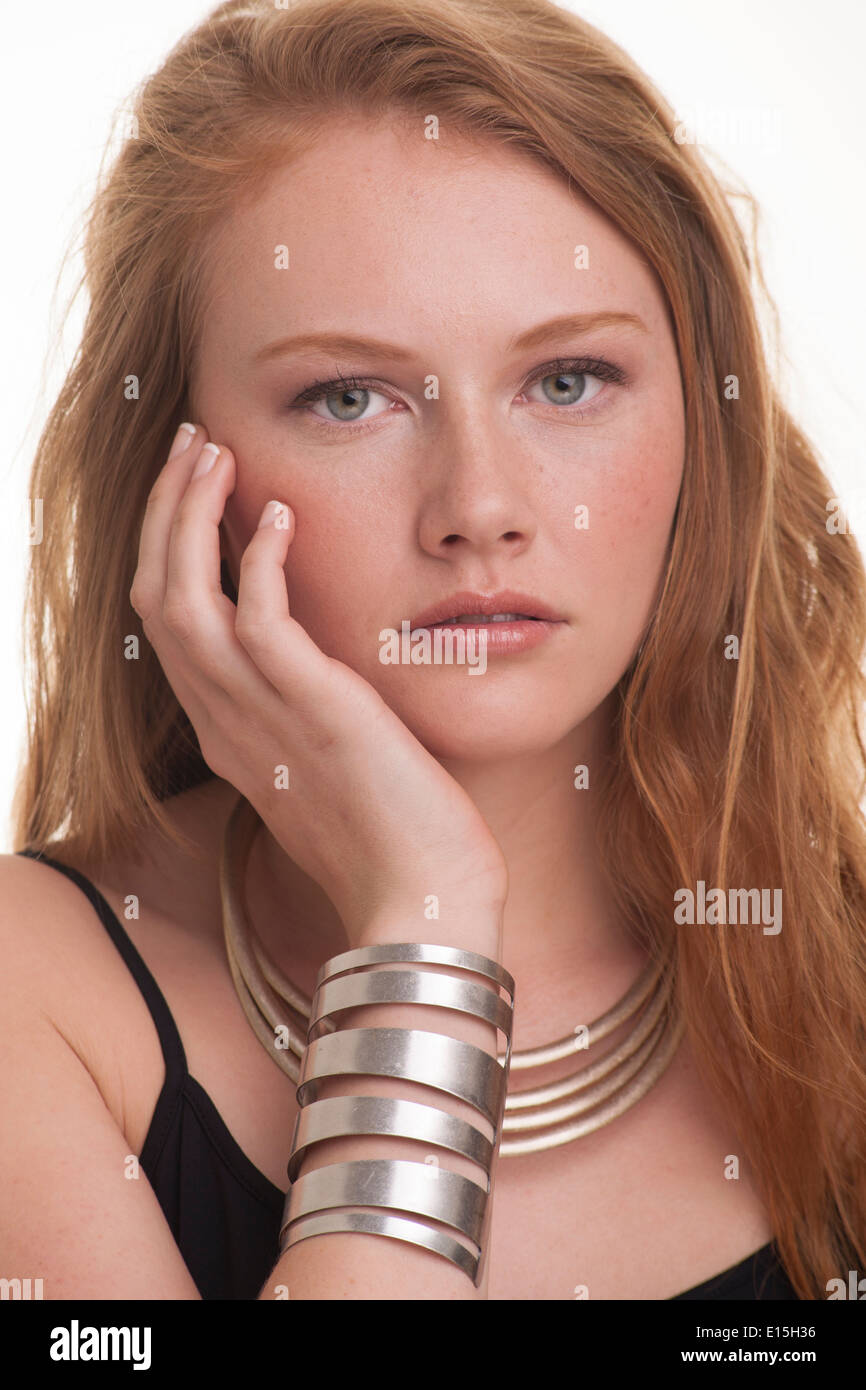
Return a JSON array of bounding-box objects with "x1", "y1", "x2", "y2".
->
[
  {"x1": 166, "y1": 505, "x2": 197, "y2": 551},
  {"x1": 129, "y1": 579, "x2": 155, "y2": 620},
  {"x1": 238, "y1": 540, "x2": 260, "y2": 571},
  {"x1": 161, "y1": 596, "x2": 195, "y2": 642},
  {"x1": 142, "y1": 482, "x2": 171, "y2": 518},
  {"x1": 234, "y1": 610, "x2": 270, "y2": 650}
]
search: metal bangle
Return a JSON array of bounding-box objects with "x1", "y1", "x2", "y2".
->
[
  {"x1": 279, "y1": 1209, "x2": 481, "y2": 1285},
  {"x1": 316, "y1": 942, "x2": 515, "y2": 1005},
  {"x1": 296, "y1": 1026, "x2": 508, "y2": 1128},
  {"x1": 280, "y1": 1157, "x2": 489, "y2": 1250},
  {"x1": 286, "y1": 1093, "x2": 495, "y2": 1184},
  {"x1": 308, "y1": 968, "x2": 513, "y2": 1047}
]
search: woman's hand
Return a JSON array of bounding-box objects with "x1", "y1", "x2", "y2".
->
[{"x1": 129, "y1": 424, "x2": 508, "y2": 945}]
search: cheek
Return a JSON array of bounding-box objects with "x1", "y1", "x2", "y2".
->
[
  {"x1": 224, "y1": 453, "x2": 384, "y2": 643},
  {"x1": 591, "y1": 449, "x2": 680, "y2": 551},
  {"x1": 574, "y1": 419, "x2": 683, "y2": 632},
  {"x1": 280, "y1": 499, "x2": 389, "y2": 657}
]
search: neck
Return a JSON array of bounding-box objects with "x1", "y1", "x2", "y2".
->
[{"x1": 434, "y1": 690, "x2": 633, "y2": 976}]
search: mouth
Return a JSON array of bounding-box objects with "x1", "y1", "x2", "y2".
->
[
  {"x1": 435, "y1": 612, "x2": 539, "y2": 625},
  {"x1": 409, "y1": 590, "x2": 565, "y2": 630}
]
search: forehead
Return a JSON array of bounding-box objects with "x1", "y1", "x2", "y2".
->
[{"x1": 197, "y1": 112, "x2": 667, "y2": 362}]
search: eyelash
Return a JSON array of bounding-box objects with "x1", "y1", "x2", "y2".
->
[{"x1": 287, "y1": 355, "x2": 629, "y2": 433}]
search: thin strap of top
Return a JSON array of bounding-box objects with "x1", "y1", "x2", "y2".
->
[{"x1": 15, "y1": 848, "x2": 188, "y2": 1081}]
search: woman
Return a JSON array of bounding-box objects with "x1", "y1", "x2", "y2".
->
[{"x1": 3, "y1": 0, "x2": 865, "y2": 1302}]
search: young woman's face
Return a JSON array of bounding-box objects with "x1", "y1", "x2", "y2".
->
[{"x1": 191, "y1": 113, "x2": 685, "y2": 760}]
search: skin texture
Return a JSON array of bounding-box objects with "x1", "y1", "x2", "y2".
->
[{"x1": 186, "y1": 111, "x2": 686, "y2": 986}]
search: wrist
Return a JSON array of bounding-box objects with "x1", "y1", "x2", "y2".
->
[{"x1": 354, "y1": 903, "x2": 505, "y2": 954}]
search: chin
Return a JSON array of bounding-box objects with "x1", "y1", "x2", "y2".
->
[
  {"x1": 346, "y1": 648, "x2": 619, "y2": 760},
  {"x1": 384, "y1": 693, "x2": 584, "y2": 764}
]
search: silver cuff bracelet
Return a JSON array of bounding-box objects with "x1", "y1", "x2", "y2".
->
[
  {"x1": 286, "y1": 1092, "x2": 495, "y2": 1184},
  {"x1": 296, "y1": 1026, "x2": 508, "y2": 1128},
  {"x1": 315, "y1": 941, "x2": 515, "y2": 1004},
  {"x1": 281, "y1": 942, "x2": 513, "y2": 1287},
  {"x1": 308, "y1": 966, "x2": 513, "y2": 1047},
  {"x1": 279, "y1": 1209, "x2": 480, "y2": 1284},
  {"x1": 280, "y1": 1156, "x2": 488, "y2": 1257}
]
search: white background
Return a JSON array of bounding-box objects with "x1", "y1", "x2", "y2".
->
[{"x1": 2, "y1": 0, "x2": 864, "y2": 848}]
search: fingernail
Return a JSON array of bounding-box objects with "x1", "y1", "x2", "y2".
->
[
  {"x1": 257, "y1": 499, "x2": 282, "y2": 528},
  {"x1": 192, "y1": 443, "x2": 221, "y2": 478},
  {"x1": 169, "y1": 423, "x2": 197, "y2": 459}
]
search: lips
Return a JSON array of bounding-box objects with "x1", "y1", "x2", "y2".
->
[{"x1": 409, "y1": 590, "x2": 565, "y2": 629}]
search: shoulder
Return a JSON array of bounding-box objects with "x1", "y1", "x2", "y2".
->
[
  {"x1": 0, "y1": 850, "x2": 164, "y2": 1138},
  {"x1": 0, "y1": 775, "x2": 234, "y2": 985},
  {"x1": 0, "y1": 851, "x2": 202, "y2": 1297},
  {"x1": 0, "y1": 849, "x2": 116, "y2": 1002}
]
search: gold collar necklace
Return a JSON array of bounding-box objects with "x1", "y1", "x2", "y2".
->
[{"x1": 220, "y1": 793, "x2": 684, "y2": 1156}]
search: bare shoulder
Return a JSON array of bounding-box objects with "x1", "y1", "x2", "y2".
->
[
  {"x1": 0, "y1": 849, "x2": 201, "y2": 1296},
  {"x1": 0, "y1": 850, "x2": 165, "y2": 1130},
  {"x1": 0, "y1": 848, "x2": 121, "y2": 1006},
  {"x1": 0, "y1": 777, "x2": 235, "y2": 1033},
  {"x1": 0, "y1": 778, "x2": 248, "y2": 1141}
]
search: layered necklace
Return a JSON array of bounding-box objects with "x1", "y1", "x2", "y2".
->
[{"x1": 220, "y1": 793, "x2": 684, "y2": 1156}]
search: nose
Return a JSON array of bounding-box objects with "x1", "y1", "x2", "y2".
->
[{"x1": 416, "y1": 411, "x2": 537, "y2": 561}]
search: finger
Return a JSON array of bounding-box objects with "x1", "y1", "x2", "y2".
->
[
  {"x1": 162, "y1": 440, "x2": 241, "y2": 664},
  {"x1": 237, "y1": 501, "x2": 295, "y2": 622},
  {"x1": 128, "y1": 428, "x2": 310, "y2": 782},
  {"x1": 235, "y1": 499, "x2": 335, "y2": 696},
  {"x1": 135, "y1": 429, "x2": 268, "y2": 716},
  {"x1": 161, "y1": 448, "x2": 320, "y2": 713},
  {"x1": 129, "y1": 423, "x2": 207, "y2": 621}
]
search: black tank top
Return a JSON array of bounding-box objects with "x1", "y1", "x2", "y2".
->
[{"x1": 16, "y1": 848, "x2": 801, "y2": 1301}]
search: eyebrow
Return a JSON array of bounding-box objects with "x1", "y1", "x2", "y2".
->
[
  {"x1": 250, "y1": 311, "x2": 648, "y2": 365},
  {"x1": 509, "y1": 311, "x2": 647, "y2": 352}
]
